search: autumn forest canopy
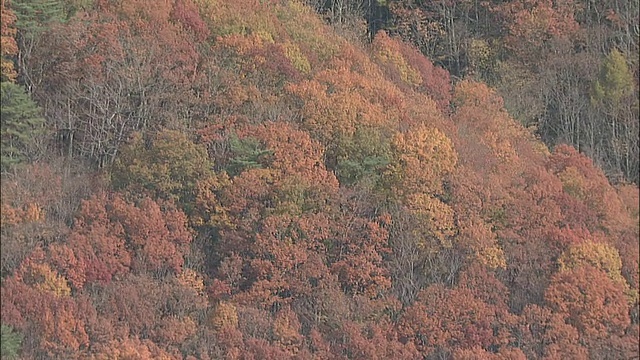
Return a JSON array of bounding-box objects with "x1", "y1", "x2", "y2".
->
[{"x1": 0, "y1": 0, "x2": 638, "y2": 359}]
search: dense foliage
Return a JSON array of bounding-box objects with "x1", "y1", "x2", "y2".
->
[
  {"x1": 311, "y1": 0, "x2": 640, "y2": 184},
  {"x1": 1, "y1": 0, "x2": 638, "y2": 359}
]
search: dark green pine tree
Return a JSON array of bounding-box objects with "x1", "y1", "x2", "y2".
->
[
  {"x1": 1, "y1": 81, "x2": 45, "y2": 171},
  {"x1": 226, "y1": 134, "x2": 274, "y2": 177},
  {"x1": 10, "y1": 0, "x2": 67, "y2": 35},
  {"x1": 0, "y1": 324, "x2": 22, "y2": 359}
]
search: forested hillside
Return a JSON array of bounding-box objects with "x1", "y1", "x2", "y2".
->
[
  {"x1": 0, "y1": 0, "x2": 638, "y2": 359},
  {"x1": 309, "y1": 0, "x2": 640, "y2": 184}
]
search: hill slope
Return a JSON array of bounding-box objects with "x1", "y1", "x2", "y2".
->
[{"x1": 1, "y1": 0, "x2": 638, "y2": 358}]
